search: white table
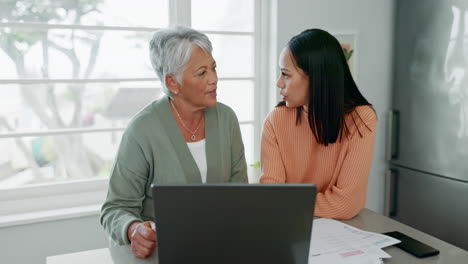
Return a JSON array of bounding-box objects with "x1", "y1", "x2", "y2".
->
[{"x1": 47, "y1": 209, "x2": 468, "y2": 264}]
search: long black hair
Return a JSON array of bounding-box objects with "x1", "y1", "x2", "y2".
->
[{"x1": 277, "y1": 28, "x2": 373, "y2": 146}]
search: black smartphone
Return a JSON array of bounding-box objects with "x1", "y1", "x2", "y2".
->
[{"x1": 383, "y1": 231, "x2": 440, "y2": 258}]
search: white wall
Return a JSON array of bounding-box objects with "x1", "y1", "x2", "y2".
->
[
  {"x1": 0, "y1": 215, "x2": 108, "y2": 264},
  {"x1": 0, "y1": 1, "x2": 394, "y2": 263},
  {"x1": 274, "y1": 0, "x2": 394, "y2": 213}
]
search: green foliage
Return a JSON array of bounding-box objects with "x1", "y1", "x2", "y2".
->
[
  {"x1": 31, "y1": 137, "x2": 57, "y2": 166},
  {"x1": 250, "y1": 161, "x2": 260, "y2": 169},
  {"x1": 0, "y1": 0, "x2": 105, "y2": 22},
  {"x1": 342, "y1": 47, "x2": 354, "y2": 62},
  {"x1": 0, "y1": 0, "x2": 104, "y2": 53},
  {"x1": 96, "y1": 162, "x2": 113, "y2": 178}
]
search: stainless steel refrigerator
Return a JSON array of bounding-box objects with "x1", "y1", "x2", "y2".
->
[{"x1": 387, "y1": 0, "x2": 468, "y2": 251}]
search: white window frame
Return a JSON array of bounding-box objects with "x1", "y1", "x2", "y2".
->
[{"x1": 0, "y1": 0, "x2": 274, "y2": 225}]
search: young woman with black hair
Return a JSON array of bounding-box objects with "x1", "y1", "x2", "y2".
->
[{"x1": 260, "y1": 29, "x2": 377, "y2": 219}]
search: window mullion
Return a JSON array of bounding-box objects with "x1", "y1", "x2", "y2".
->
[
  {"x1": 169, "y1": 0, "x2": 192, "y2": 26},
  {"x1": 0, "y1": 127, "x2": 126, "y2": 139},
  {"x1": 0, "y1": 21, "x2": 160, "y2": 32},
  {"x1": 253, "y1": 0, "x2": 266, "y2": 182}
]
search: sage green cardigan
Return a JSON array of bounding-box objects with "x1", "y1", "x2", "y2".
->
[{"x1": 100, "y1": 96, "x2": 248, "y2": 245}]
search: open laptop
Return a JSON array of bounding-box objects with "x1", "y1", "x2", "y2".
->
[{"x1": 151, "y1": 184, "x2": 316, "y2": 264}]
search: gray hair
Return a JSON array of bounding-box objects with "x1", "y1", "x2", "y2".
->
[{"x1": 149, "y1": 26, "x2": 213, "y2": 97}]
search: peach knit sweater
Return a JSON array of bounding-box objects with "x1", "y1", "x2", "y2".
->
[{"x1": 260, "y1": 105, "x2": 377, "y2": 219}]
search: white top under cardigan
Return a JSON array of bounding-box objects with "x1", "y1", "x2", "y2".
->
[{"x1": 186, "y1": 139, "x2": 207, "y2": 183}]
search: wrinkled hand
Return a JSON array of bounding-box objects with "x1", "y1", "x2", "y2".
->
[{"x1": 128, "y1": 221, "x2": 157, "y2": 258}]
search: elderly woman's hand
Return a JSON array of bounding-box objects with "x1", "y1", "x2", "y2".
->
[{"x1": 127, "y1": 221, "x2": 157, "y2": 258}]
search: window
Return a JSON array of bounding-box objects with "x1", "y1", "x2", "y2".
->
[{"x1": 0, "y1": 0, "x2": 267, "y2": 216}]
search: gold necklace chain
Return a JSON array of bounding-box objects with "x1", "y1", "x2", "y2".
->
[{"x1": 170, "y1": 100, "x2": 203, "y2": 141}]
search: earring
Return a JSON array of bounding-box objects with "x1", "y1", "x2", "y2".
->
[{"x1": 172, "y1": 90, "x2": 178, "y2": 95}]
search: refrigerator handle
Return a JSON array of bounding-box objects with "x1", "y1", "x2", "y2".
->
[
  {"x1": 386, "y1": 110, "x2": 400, "y2": 160},
  {"x1": 384, "y1": 169, "x2": 398, "y2": 217}
]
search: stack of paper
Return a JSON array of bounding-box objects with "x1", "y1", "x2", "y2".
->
[{"x1": 308, "y1": 218, "x2": 400, "y2": 264}]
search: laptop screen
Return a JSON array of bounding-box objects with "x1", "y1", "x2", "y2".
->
[{"x1": 151, "y1": 184, "x2": 316, "y2": 264}]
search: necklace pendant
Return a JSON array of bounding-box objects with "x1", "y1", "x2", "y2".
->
[{"x1": 191, "y1": 134, "x2": 196, "y2": 141}]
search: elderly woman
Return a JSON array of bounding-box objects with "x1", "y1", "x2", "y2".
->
[{"x1": 100, "y1": 26, "x2": 248, "y2": 259}]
